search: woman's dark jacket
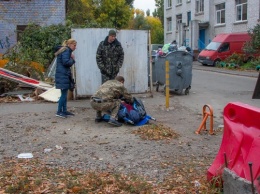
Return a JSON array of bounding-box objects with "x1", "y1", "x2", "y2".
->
[{"x1": 54, "y1": 46, "x2": 75, "y2": 89}]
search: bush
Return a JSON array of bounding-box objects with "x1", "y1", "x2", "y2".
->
[
  {"x1": 240, "y1": 56, "x2": 260, "y2": 70},
  {"x1": 3, "y1": 22, "x2": 72, "y2": 80},
  {"x1": 243, "y1": 24, "x2": 260, "y2": 54},
  {"x1": 223, "y1": 53, "x2": 244, "y2": 66}
]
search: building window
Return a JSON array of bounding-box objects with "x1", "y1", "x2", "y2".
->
[
  {"x1": 166, "y1": 17, "x2": 172, "y2": 32},
  {"x1": 196, "y1": 0, "x2": 204, "y2": 13},
  {"x1": 167, "y1": 0, "x2": 172, "y2": 8},
  {"x1": 187, "y1": 11, "x2": 191, "y2": 26},
  {"x1": 176, "y1": 14, "x2": 182, "y2": 30},
  {"x1": 17, "y1": 25, "x2": 28, "y2": 41},
  {"x1": 216, "y1": 3, "x2": 225, "y2": 24},
  {"x1": 177, "y1": 0, "x2": 182, "y2": 5},
  {"x1": 236, "y1": 0, "x2": 247, "y2": 21}
]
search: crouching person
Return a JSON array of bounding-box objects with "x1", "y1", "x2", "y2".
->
[{"x1": 90, "y1": 76, "x2": 133, "y2": 127}]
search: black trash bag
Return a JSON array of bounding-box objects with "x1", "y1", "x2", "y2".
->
[{"x1": 132, "y1": 97, "x2": 147, "y2": 119}]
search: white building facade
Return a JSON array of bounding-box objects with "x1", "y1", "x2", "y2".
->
[{"x1": 164, "y1": 0, "x2": 260, "y2": 54}]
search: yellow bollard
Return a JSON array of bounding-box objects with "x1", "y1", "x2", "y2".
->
[
  {"x1": 165, "y1": 60, "x2": 169, "y2": 109},
  {"x1": 195, "y1": 104, "x2": 214, "y2": 135}
]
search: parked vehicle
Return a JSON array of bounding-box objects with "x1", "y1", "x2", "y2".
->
[{"x1": 197, "y1": 33, "x2": 251, "y2": 66}]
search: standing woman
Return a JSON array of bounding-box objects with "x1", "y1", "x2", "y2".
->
[{"x1": 54, "y1": 39, "x2": 77, "y2": 118}]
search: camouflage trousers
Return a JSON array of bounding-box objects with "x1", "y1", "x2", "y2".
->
[
  {"x1": 90, "y1": 99, "x2": 121, "y2": 119},
  {"x1": 101, "y1": 74, "x2": 117, "y2": 84}
]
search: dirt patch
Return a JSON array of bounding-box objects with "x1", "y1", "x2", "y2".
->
[{"x1": 0, "y1": 91, "x2": 224, "y2": 192}]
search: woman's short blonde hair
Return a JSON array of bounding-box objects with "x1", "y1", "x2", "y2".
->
[{"x1": 62, "y1": 39, "x2": 77, "y2": 46}]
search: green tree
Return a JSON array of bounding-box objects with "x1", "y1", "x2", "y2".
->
[
  {"x1": 129, "y1": 10, "x2": 150, "y2": 30},
  {"x1": 153, "y1": 0, "x2": 164, "y2": 27},
  {"x1": 125, "y1": 0, "x2": 134, "y2": 7},
  {"x1": 94, "y1": 0, "x2": 132, "y2": 29},
  {"x1": 146, "y1": 9, "x2": 150, "y2": 17},
  {"x1": 66, "y1": 0, "x2": 95, "y2": 26},
  {"x1": 129, "y1": 10, "x2": 164, "y2": 44},
  {"x1": 244, "y1": 24, "x2": 260, "y2": 54},
  {"x1": 146, "y1": 16, "x2": 164, "y2": 44}
]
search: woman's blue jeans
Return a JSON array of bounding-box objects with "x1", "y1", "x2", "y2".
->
[{"x1": 57, "y1": 89, "x2": 68, "y2": 113}]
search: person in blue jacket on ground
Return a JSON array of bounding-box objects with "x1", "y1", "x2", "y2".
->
[{"x1": 54, "y1": 39, "x2": 77, "y2": 118}]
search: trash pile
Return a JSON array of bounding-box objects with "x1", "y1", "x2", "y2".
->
[{"x1": 0, "y1": 62, "x2": 59, "y2": 103}]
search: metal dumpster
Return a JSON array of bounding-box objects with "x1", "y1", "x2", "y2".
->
[
  {"x1": 148, "y1": 50, "x2": 158, "y2": 85},
  {"x1": 153, "y1": 51, "x2": 193, "y2": 95}
]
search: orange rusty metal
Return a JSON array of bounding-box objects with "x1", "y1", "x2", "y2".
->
[{"x1": 195, "y1": 104, "x2": 214, "y2": 135}]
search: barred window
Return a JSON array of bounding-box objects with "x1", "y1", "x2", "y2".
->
[
  {"x1": 236, "y1": 0, "x2": 247, "y2": 21},
  {"x1": 196, "y1": 0, "x2": 204, "y2": 13},
  {"x1": 216, "y1": 3, "x2": 225, "y2": 24},
  {"x1": 167, "y1": 0, "x2": 172, "y2": 8},
  {"x1": 167, "y1": 17, "x2": 172, "y2": 32},
  {"x1": 176, "y1": 14, "x2": 182, "y2": 30},
  {"x1": 177, "y1": 0, "x2": 182, "y2": 5}
]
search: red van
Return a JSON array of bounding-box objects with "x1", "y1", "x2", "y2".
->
[{"x1": 197, "y1": 33, "x2": 251, "y2": 66}]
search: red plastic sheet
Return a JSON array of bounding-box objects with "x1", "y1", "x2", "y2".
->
[
  {"x1": 0, "y1": 67, "x2": 52, "y2": 90},
  {"x1": 208, "y1": 102, "x2": 260, "y2": 193},
  {"x1": 0, "y1": 69, "x2": 39, "y2": 84}
]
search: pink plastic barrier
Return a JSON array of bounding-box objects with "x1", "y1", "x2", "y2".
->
[{"x1": 208, "y1": 102, "x2": 260, "y2": 193}]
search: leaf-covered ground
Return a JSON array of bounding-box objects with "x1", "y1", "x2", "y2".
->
[
  {"x1": 0, "y1": 123, "x2": 222, "y2": 194},
  {"x1": 0, "y1": 157, "x2": 222, "y2": 194}
]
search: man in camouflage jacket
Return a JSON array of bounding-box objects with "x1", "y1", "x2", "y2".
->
[
  {"x1": 90, "y1": 76, "x2": 133, "y2": 127},
  {"x1": 96, "y1": 30, "x2": 124, "y2": 83}
]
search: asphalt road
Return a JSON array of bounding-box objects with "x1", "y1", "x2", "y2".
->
[{"x1": 172, "y1": 61, "x2": 260, "y2": 123}]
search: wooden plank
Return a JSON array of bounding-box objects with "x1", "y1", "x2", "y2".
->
[{"x1": 39, "y1": 87, "x2": 60, "y2": 102}]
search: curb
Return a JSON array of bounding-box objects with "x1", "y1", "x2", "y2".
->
[{"x1": 192, "y1": 62, "x2": 259, "y2": 78}]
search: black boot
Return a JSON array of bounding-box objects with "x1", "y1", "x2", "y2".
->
[
  {"x1": 108, "y1": 118, "x2": 122, "y2": 127},
  {"x1": 95, "y1": 111, "x2": 103, "y2": 122},
  {"x1": 95, "y1": 117, "x2": 103, "y2": 122}
]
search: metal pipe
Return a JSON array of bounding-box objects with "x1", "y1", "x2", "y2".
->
[
  {"x1": 165, "y1": 60, "x2": 169, "y2": 110},
  {"x1": 248, "y1": 162, "x2": 255, "y2": 194},
  {"x1": 195, "y1": 104, "x2": 214, "y2": 134},
  {"x1": 148, "y1": 30, "x2": 153, "y2": 93},
  {"x1": 224, "y1": 152, "x2": 228, "y2": 168}
]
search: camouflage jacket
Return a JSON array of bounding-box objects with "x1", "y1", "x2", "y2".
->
[
  {"x1": 92, "y1": 80, "x2": 133, "y2": 103},
  {"x1": 96, "y1": 36, "x2": 124, "y2": 78}
]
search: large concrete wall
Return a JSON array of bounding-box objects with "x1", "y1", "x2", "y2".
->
[
  {"x1": 72, "y1": 28, "x2": 149, "y2": 96},
  {"x1": 0, "y1": 0, "x2": 66, "y2": 54}
]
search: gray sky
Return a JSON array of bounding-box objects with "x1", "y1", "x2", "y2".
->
[{"x1": 133, "y1": 0, "x2": 156, "y2": 13}]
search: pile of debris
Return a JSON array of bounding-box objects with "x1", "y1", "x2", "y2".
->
[{"x1": 0, "y1": 67, "x2": 59, "y2": 103}]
